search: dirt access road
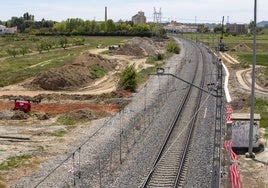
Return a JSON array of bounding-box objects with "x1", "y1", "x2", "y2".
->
[
  {"x1": 220, "y1": 51, "x2": 268, "y2": 99},
  {"x1": 219, "y1": 51, "x2": 268, "y2": 188}
]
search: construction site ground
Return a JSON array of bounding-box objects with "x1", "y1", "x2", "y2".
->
[
  {"x1": 0, "y1": 37, "x2": 166, "y2": 187},
  {"x1": 220, "y1": 51, "x2": 268, "y2": 188},
  {"x1": 0, "y1": 38, "x2": 267, "y2": 187}
]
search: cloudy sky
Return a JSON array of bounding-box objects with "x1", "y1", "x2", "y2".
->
[{"x1": 1, "y1": 0, "x2": 267, "y2": 24}]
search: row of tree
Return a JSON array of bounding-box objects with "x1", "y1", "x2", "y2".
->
[
  {"x1": 5, "y1": 36, "x2": 85, "y2": 57},
  {"x1": 0, "y1": 12, "x2": 165, "y2": 37}
]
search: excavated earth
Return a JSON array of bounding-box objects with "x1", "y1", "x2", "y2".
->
[
  {"x1": 1, "y1": 37, "x2": 266, "y2": 187},
  {"x1": 30, "y1": 53, "x2": 118, "y2": 91},
  {"x1": 0, "y1": 37, "x2": 167, "y2": 187}
]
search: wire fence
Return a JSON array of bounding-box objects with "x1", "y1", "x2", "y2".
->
[{"x1": 29, "y1": 62, "x2": 186, "y2": 188}]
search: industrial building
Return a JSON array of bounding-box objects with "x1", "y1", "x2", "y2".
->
[
  {"x1": 164, "y1": 21, "x2": 199, "y2": 33},
  {"x1": 132, "y1": 11, "x2": 146, "y2": 24},
  {"x1": 227, "y1": 23, "x2": 246, "y2": 34}
]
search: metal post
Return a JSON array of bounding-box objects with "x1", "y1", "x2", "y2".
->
[
  {"x1": 248, "y1": 0, "x2": 257, "y2": 157},
  {"x1": 99, "y1": 158, "x2": 102, "y2": 188},
  {"x1": 119, "y1": 111, "x2": 122, "y2": 164}
]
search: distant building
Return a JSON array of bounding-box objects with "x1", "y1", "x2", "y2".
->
[
  {"x1": 228, "y1": 24, "x2": 246, "y2": 34},
  {"x1": 0, "y1": 25, "x2": 17, "y2": 34},
  {"x1": 132, "y1": 11, "x2": 146, "y2": 24},
  {"x1": 164, "y1": 21, "x2": 199, "y2": 33}
]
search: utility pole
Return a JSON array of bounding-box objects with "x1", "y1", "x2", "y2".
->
[{"x1": 247, "y1": 0, "x2": 257, "y2": 158}]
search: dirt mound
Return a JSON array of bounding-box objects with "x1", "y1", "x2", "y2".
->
[
  {"x1": 0, "y1": 110, "x2": 14, "y2": 120},
  {"x1": 232, "y1": 43, "x2": 252, "y2": 52},
  {"x1": 31, "y1": 53, "x2": 117, "y2": 91},
  {"x1": 0, "y1": 110, "x2": 29, "y2": 120},
  {"x1": 68, "y1": 109, "x2": 96, "y2": 121},
  {"x1": 115, "y1": 37, "x2": 166, "y2": 57}
]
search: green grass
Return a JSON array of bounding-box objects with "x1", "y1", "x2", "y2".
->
[
  {"x1": 0, "y1": 154, "x2": 31, "y2": 171},
  {"x1": 51, "y1": 130, "x2": 67, "y2": 137},
  {"x1": 255, "y1": 98, "x2": 268, "y2": 128},
  {"x1": 0, "y1": 35, "x2": 130, "y2": 87},
  {"x1": 88, "y1": 65, "x2": 107, "y2": 79},
  {"x1": 137, "y1": 67, "x2": 155, "y2": 84},
  {"x1": 183, "y1": 33, "x2": 268, "y2": 53},
  {"x1": 138, "y1": 54, "x2": 165, "y2": 84},
  {"x1": 183, "y1": 33, "x2": 268, "y2": 126},
  {"x1": 264, "y1": 129, "x2": 268, "y2": 141},
  {"x1": 234, "y1": 53, "x2": 268, "y2": 67},
  {"x1": 57, "y1": 115, "x2": 76, "y2": 125}
]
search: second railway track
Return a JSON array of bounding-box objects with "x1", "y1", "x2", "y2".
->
[{"x1": 142, "y1": 38, "x2": 208, "y2": 188}]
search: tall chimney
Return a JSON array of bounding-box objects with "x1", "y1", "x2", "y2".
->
[{"x1": 105, "y1": 6, "x2": 107, "y2": 21}]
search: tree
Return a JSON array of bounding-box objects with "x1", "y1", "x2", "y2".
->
[
  {"x1": 53, "y1": 22, "x2": 67, "y2": 33},
  {"x1": 106, "y1": 19, "x2": 116, "y2": 34},
  {"x1": 59, "y1": 37, "x2": 68, "y2": 49},
  {"x1": 23, "y1": 12, "x2": 34, "y2": 21},
  {"x1": 73, "y1": 37, "x2": 85, "y2": 45},
  {"x1": 130, "y1": 24, "x2": 151, "y2": 37},
  {"x1": 42, "y1": 40, "x2": 53, "y2": 52},
  {"x1": 213, "y1": 26, "x2": 223, "y2": 34},
  {"x1": 37, "y1": 44, "x2": 43, "y2": 54},
  {"x1": 118, "y1": 65, "x2": 138, "y2": 92},
  {"x1": 20, "y1": 46, "x2": 29, "y2": 55},
  {"x1": 6, "y1": 48, "x2": 19, "y2": 57}
]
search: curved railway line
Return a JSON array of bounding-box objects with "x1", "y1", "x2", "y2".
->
[
  {"x1": 141, "y1": 38, "x2": 217, "y2": 187},
  {"x1": 8, "y1": 36, "x2": 222, "y2": 188}
]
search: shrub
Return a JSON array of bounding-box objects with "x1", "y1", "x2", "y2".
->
[
  {"x1": 166, "y1": 40, "x2": 180, "y2": 54},
  {"x1": 88, "y1": 65, "x2": 107, "y2": 79},
  {"x1": 118, "y1": 65, "x2": 137, "y2": 92}
]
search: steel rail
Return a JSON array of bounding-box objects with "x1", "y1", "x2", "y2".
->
[
  {"x1": 174, "y1": 44, "x2": 207, "y2": 187},
  {"x1": 141, "y1": 39, "x2": 205, "y2": 187}
]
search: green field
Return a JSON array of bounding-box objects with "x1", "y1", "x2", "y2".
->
[
  {"x1": 184, "y1": 33, "x2": 268, "y2": 68},
  {"x1": 182, "y1": 33, "x2": 268, "y2": 127},
  {"x1": 0, "y1": 35, "x2": 130, "y2": 87}
]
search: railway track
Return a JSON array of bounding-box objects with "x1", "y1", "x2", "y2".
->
[{"x1": 142, "y1": 39, "x2": 207, "y2": 187}]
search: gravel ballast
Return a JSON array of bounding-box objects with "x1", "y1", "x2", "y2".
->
[{"x1": 10, "y1": 37, "x2": 218, "y2": 188}]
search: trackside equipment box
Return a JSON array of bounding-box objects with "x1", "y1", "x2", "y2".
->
[{"x1": 231, "y1": 113, "x2": 261, "y2": 148}]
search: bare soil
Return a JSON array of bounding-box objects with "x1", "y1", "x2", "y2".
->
[
  {"x1": 220, "y1": 52, "x2": 268, "y2": 188},
  {"x1": 30, "y1": 53, "x2": 118, "y2": 91},
  {"x1": 0, "y1": 37, "x2": 167, "y2": 187},
  {"x1": 231, "y1": 43, "x2": 252, "y2": 52}
]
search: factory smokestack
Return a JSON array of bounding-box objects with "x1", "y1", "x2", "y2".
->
[{"x1": 105, "y1": 6, "x2": 107, "y2": 21}]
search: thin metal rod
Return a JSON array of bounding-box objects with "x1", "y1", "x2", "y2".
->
[
  {"x1": 248, "y1": 0, "x2": 257, "y2": 155},
  {"x1": 152, "y1": 73, "x2": 217, "y2": 97}
]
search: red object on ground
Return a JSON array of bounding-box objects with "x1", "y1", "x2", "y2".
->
[
  {"x1": 224, "y1": 141, "x2": 238, "y2": 160},
  {"x1": 230, "y1": 164, "x2": 242, "y2": 188},
  {"x1": 9, "y1": 98, "x2": 41, "y2": 113},
  {"x1": 224, "y1": 140, "x2": 242, "y2": 188},
  {"x1": 13, "y1": 100, "x2": 32, "y2": 113}
]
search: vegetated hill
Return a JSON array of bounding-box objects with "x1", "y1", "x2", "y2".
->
[
  {"x1": 113, "y1": 37, "x2": 167, "y2": 57},
  {"x1": 31, "y1": 53, "x2": 117, "y2": 91},
  {"x1": 257, "y1": 20, "x2": 268, "y2": 27}
]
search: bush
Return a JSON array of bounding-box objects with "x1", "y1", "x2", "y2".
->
[
  {"x1": 88, "y1": 65, "x2": 107, "y2": 79},
  {"x1": 166, "y1": 40, "x2": 180, "y2": 54},
  {"x1": 118, "y1": 65, "x2": 137, "y2": 92},
  {"x1": 156, "y1": 53, "x2": 164, "y2": 61}
]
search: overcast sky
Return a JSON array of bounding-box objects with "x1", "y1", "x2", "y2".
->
[{"x1": 1, "y1": 0, "x2": 267, "y2": 24}]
